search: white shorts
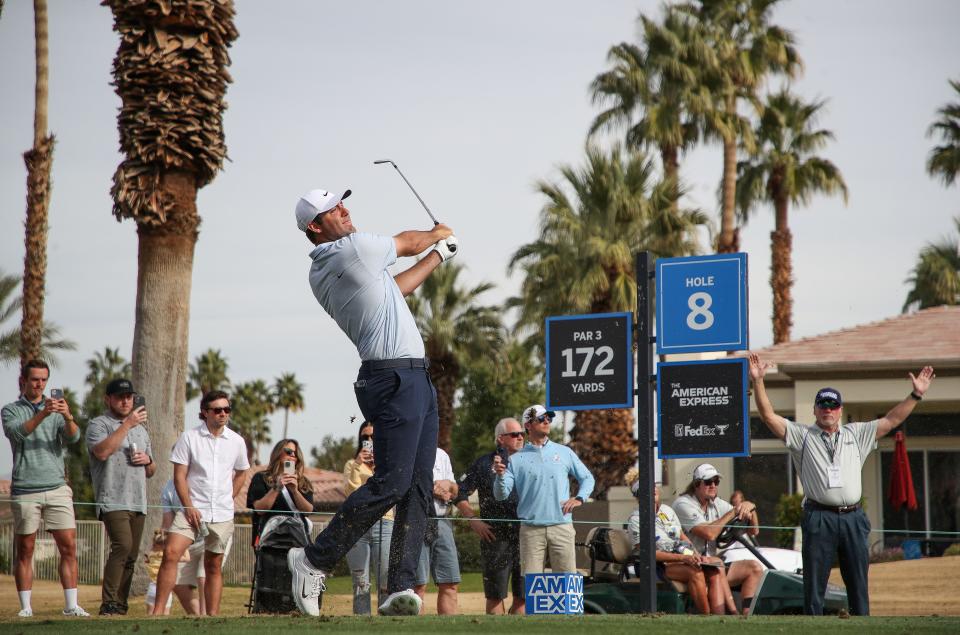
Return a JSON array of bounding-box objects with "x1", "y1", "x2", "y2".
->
[{"x1": 146, "y1": 582, "x2": 173, "y2": 609}]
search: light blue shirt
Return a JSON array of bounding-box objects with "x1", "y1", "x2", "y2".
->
[
  {"x1": 308, "y1": 232, "x2": 424, "y2": 361},
  {"x1": 493, "y1": 440, "x2": 595, "y2": 526}
]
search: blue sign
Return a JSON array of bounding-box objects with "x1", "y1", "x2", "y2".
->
[
  {"x1": 524, "y1": 573, "x2": 584, "y2": 614},
  {"x1": 655, "y1": 253, "x2": 748, "y2": 354}
]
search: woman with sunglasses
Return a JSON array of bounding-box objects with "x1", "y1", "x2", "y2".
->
[
  {"x1": 247, "y1": 439, "x2": 314, "y2": 544},
  {"x1": 342, "y1": 420, "x2": 393, "y2": 615}
]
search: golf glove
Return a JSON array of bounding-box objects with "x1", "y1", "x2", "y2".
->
[{"x1": 433, "y1": 235, "x2": 458, "y2": 262}]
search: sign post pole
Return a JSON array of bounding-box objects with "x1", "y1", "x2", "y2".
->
[{"x1": 635, "y1": 251, "x2": 656, "y2": 613}]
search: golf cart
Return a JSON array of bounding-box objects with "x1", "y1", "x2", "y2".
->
[{"x1": 581, "y1": 518, "x2": 848, "y2": 615}]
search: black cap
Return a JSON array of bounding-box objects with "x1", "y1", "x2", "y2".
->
[
  {"x1": 105, "y1": 378, "x2": 135, "y2": 396},
  {"x1": 815, "y1": 387, "x2": 842, "y2": 406}
]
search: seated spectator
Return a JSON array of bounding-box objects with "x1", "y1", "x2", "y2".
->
[
  {"x1": 247, "y1": 438, "x2": 315, "y2": 542},
  {"x1": 673, "y1": 464, "x2": 764, "y2": 615},
  {"x1": 342, "y1": 421, "x2": 393, "y2": 615}
]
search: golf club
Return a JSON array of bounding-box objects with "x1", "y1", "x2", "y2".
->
[{"x1": 374, "y1": 159, "x2": 456, "y2": 253}]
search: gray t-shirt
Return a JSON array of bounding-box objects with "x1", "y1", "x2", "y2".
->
[
  {"x1": 86, "y1": 414, "x2": 152, "y2": 516},
  {"x1": 2, "y1": 396, "x2": 80, "y2": 494},
  {"x1": 308, "y1": 232, "x2": 425, "y2": 361},
  {"x1": 784, "y1": 420, "x2": 878, "y2": 507},
  {"x1": 673, "y1": 493, "x2": 734, "y2": 557}
]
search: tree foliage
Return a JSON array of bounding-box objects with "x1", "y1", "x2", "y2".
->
[
  {"x1": 903, "y1": 216, "x2": 960, "y2": 312},
  {"x1": 927, "y1": 79, "x2": 960, "y2": 187},
  {"x1": 309, "y1": 434, "x2": 357, "y2": 473},
  {"x1": 185, "y1": 348, "x2": 230, "y2": 402},
  {"x1": 0, "y1": 269, "x2": 75, "y2": 367}
]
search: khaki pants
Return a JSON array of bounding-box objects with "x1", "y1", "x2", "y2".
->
[
  {"x1": 519, "y1": 523, "x2": 577, "y2": 574},
  {"x1": 101, "y1": 510, "x2": 146, "y2": 607}
]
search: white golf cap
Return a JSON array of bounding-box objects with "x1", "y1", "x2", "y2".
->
[
  {"x1": 692, "y1": 463, "x2": 722, "y2": 481},
  {"x1": 295, "y1": 188, "x2": 351, "y2": 231},
  {"x1": 523, "y1": 404, "x2": 556, "y2": 422}
]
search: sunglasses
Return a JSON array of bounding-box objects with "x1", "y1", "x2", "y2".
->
[
  {"x1": 283, "y1": 448, "x2": 297, "y2": 457},
  {"x1": 817, "y1": 401, "x2": 841, "y2": 410},
  {"x1": 536, "y1": 415, "x2": 554, "y2": 423},
  {"x1": 207, "y1": 406, "x2": 231, "y2": 415},
  {"x1": 700, "y1": 478, "x2": 721, "y2": 486},
  {"x1": 501, "y1": 432, "x2": 524, "y2": 439}
]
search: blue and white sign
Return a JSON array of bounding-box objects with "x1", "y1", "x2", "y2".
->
[
  {"x1": 525, "y1": 573, "x2": 584, "y2": 614},
  {"x1": 656, "y1": 253, "x2": 748, "y2": 354}
]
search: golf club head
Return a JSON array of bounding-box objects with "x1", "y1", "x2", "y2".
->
[{"x1": 373, "y1": 159, "x2": 396, "y2": 167}]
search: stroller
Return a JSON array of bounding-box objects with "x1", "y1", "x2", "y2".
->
[{"x1": 247, "y1": 515, "x2": 312, "y2": 614}]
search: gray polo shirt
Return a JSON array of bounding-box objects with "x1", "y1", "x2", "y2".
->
[
  {"x1": 2, "y1": 396, "x2": 80, "y2": 495},
  {"x1": 784, "y1": 420, "x2": 878, "y2": 507},
  {"x1": 86, "y1": 413, "x2": 152, "y2": 516},
  {"x1": 673, "y1": 493, "x2": 734, "y2": 556},
  {"x1": 308, "y1": 232, "x2": 424, "y2": 361}
]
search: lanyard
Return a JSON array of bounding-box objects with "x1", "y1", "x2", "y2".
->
[{"x1": 820, "y1": 429, "x2": 841, "y2": 463}]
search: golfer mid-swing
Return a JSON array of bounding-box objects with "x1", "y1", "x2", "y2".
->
[{"x1": 287, "y1": 187, "x2": 457, "y2": 616}]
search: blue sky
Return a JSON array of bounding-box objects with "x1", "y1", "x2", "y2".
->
[{"x1": 1, "y1": 1, "x2": 957, "y2": 475}]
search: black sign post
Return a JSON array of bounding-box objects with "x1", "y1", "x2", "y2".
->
[
  {"x1": 657, "y1": 358, "x2": 749, "y2": 458},
  {"x1": 634, "y1": 252, "x2": 656, "y2": 613},
  {"x1": 545, "y1": 313, "x2": 633, "y2": 411}
]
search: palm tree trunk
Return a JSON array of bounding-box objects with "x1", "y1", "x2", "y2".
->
[
  {"x1": 770, "y1": 193, "x2": 793, "y2": 344},
  {"x1": 661, "y1": 144, "x2": 680, "y2": 214},
  {"x1": 19, "y1": 0, "x2": 54, "y2": 368},
  {"x1": 283, "y1": 408, "x2": 289, "y2": 440},
  {"x1": 568, "y1": 408, "x2": 636, "y2": 499},
  {"x1": 718, "y1": 95, "x2": 739, "y2": 254},
  {"x1": 132, "y1": 171, "x2": 197, "y2": 594},
  {"x1": 429, "y1": 358, "x2": 458, "y2": 454}
]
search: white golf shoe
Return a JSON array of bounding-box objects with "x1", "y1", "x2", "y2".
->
[
  {"x1": 287, "y1": 547, "x2": 326, "y2": 616},
  {"x1": 378, "y1": 589, "x2": 422, "y2": 616}
]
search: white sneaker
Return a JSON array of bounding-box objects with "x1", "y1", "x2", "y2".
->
[
  {"x1": 17, "y1": 608, "x2": 32, "y2": 618},
  {"x1": 63, "y1": 605, "x2": 90, "y2": 617},
  {"x1": 287, "y1": 547, "x2": 325, "y2": 617},
  {"x1": 378, "y1": 589, "x2": 422, "y2": 616}
]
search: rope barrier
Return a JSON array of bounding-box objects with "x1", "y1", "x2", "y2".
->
[{"x1": 2, "y1": 497, "x2": 958, "y2": 536}]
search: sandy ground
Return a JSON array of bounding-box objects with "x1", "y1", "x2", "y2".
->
[{"x1": 1, "y1": 556, "x2": 958, "y2": 618}]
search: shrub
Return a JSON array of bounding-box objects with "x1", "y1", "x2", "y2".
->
[
  {"x1": 774, "y1": 493, "x2": 803, "y2": 549},
  {"x1": 944, "y1": 543, "x2": 960, "y2": 557},
  {"x1": 869, "y1": 547, "x2": 905, "y2": 563}
]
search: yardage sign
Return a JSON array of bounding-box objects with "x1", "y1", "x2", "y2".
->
[
  {"x1": 657, "y1": 358, "x2": 749, "y2": 458},
  {"x1": 546, "y1": 312, "x2": 633, "y2": 411},
  {"x1": 656, "y1": 253, "x2": 748, "y2": 354}
]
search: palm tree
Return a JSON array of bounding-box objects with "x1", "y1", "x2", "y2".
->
[
  {"x1": 273, "y1": 372, "x2": 305, "y2": 440},
  {"x1": 589, "y1": 10, "x2": 708, "y2": 210},
  {"x1": 19, "y1": 0, "x2": 55, "y2": 369},
  {"x1": 903, "y1": 216, "x2": 960, "y2": 311},
  {"x1": 103, "y1": 0, "x2": 237, "y2": 583},
  {"x1": 509, "y1": 144, "x2": 710, "y2": 497},
  {"x1": 736, "y1": 90, "x2": 847, "y2": 343},
  {"x1": 676, "y1": 0, "x2": 802, "y2": 253},
  {"x1": 185, "y1": 348, "x2": 231, "y2": 402},
  {"x1": 406, "y1": 263, "x2": 504, "y2": 453},
  {"x1": 82, "y1": 346, "x2": 132, "y2": 413},
  {"x1": 0, "y1": 269, "x2": 75, "y2": 367},
  {"x1": 231, "y1": 379, "x2": 275, "y2": 465},
  {"x1": 927, "y1": 79, "x2": 960, "y2": 187}
]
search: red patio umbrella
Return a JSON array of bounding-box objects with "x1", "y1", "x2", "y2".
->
[{"x1": 887, "y1": 430, "x2": 918, "y2": 512}]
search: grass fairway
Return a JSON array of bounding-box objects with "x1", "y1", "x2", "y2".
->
[{"x1": 3, "y1": 615, "x2": 960, "y2": 634}]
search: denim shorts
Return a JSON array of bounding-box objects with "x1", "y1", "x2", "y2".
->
[{"x1": 415, "y1": 518, "x2": 461, "y2": 585}]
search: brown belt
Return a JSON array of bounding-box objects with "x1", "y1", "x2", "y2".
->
[{"x1": 805, "y1": 500, "x2": 860, "y2": 514}]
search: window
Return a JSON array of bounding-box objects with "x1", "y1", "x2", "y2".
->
[
  {"x1": 880, "y1": 448, "x2": 960, "y2": 554},
  {"x1": 733, "y1": 452, "x2": 794, "y2": 546}
]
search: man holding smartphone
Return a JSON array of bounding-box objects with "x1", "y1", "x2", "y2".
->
[
  {"x1": 86, "y1": 378, "x2": 156, "y2": 615},
  {"x1": 1, "y1": 359, "x2": 86, "y2": 617}
]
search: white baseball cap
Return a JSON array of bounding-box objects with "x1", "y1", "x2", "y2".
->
[
  {"x1": 295, "y1": 188, "x2": 351, "y2": 231},
  {"x1": 693, "y1": 463, "x2": 722, "y2": 481},
  {"x1": 523, "y1": 404, "x2": 556, "y2": 422}
]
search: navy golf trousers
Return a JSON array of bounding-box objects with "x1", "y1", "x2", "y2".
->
[
  {"x1": 801, "y1": 504, "x2": 871, "y2": 615},
  {"x1": 305, "y1": 362, "x2": 438, "y2": 592}
]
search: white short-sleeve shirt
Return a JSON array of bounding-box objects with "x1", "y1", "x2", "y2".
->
[
  {"x1": 672, "y1": 493, "x2": 733, "y2": 557},
  {"x1": 432, "y1": 448, "x2": 455, "y2": 517},
  {"x1": 170, "y1": 424, "x2": 250, "y2": 523}
]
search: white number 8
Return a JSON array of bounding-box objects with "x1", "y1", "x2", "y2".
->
[{"x1": 686, "y1": 292, "x2": 714, "y2": 331}]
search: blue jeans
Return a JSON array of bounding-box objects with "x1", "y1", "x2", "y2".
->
[
  {"x1": 801, "y1": 505, "x2": 871, "y2": 615},
  {"x1": 305, "y1": 364, "x2": 438, "y2": 592},
  {"x1": 345, "y1": 518, "x2": 393, "y2": 615}
]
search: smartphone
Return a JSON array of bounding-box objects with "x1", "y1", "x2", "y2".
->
[
  {"x1": 283, "y1": 459, "x2": 295, "y2": 475},
  {"x1": 362, "y1": 439, "x2": 373, "y2": 452},
  {"x1": 50, "y1": 388, "x2": 64, "y2": 400},
  {"x1": 133, "y1": 394, "x2": 146, "y2": 410}
]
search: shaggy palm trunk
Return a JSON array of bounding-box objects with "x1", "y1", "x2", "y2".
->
[
  {"x1": 19, "y1": 0, "x2": 54, "y2": 368},
  {"x1": 568, "y1": 408, "x2": 636, "y2": 499},
  {"x1": 661, "y1": 144, "x2": 680, "y2": 215},
  {"x1": 429, "y1": 355, "x2": 459, "y2": 453},
  {"x1": 282, "y1": 408, "x2": 290, "y2": 440},
  {"x1": 770, "y1": 192, "x2": 792, "y2": 344},
  {"x1": 131, "y1": 172, "x2": 198, "y2": 593},
  {"x1": 718, "y1": 95, "x2": 739, "y2": 254}
]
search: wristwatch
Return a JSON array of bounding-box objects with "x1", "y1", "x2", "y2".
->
[{"x1": 574, "y1": 496, "x2": 584, "y2": 503}]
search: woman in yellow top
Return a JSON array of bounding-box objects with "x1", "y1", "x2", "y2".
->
[{"x1": 343, "y1": 420, "x2": 394, "y2": 615}]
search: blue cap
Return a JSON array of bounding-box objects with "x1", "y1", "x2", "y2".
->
[{"x1": 815, "y1": 387, "x2": 842, "y2": 406}]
